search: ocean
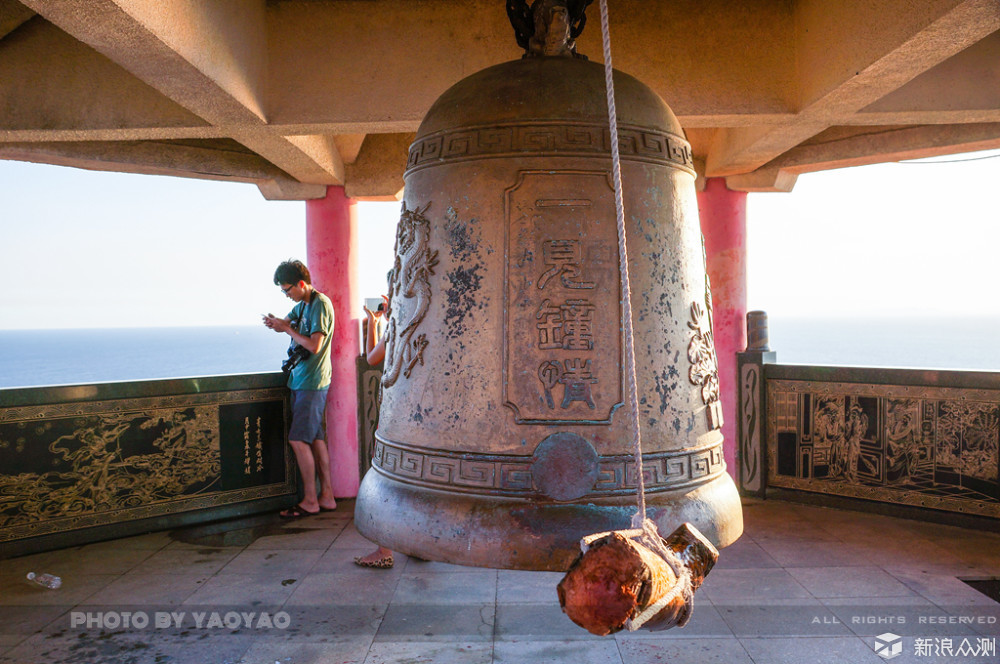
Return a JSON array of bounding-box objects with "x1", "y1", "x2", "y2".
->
[
  {"x1": 767, "y1": 316, "x2": 1000, "y2": 373},
  {"x1": 0, "y1": 316, "x2": 998, "y2": 390},
  {"x1": 0, "y1": 326, "x2": 291, "y2": 390}
]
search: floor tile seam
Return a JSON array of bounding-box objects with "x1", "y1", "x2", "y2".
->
[
  {"x1": 611, "y1": 631, "x2": 627, "y2": 664},
  {"x1": 690, "y1": 603, "x2": 739, "y2": 639},
  {"x1": 15, "y1": 550, "x2": 156, "y2": 578},
  {"x1": 773, "y1": 559, "x2": 882, "y2": 568},
  {"x1": 55, "y1": 573, "x2": 127, "y2": 610},
  {"x1": 0, "y1": 606, "x2": 74, "y2": 650},
  {"x1": 167, "y1": 571, "x2": 213, "y2": 606},
  {"x1": 109, "y1": 547, "x2": 160, "y2": 576},
  {"x1": 880, "y1": 567, "x2": 959, "y2": 596},
  {"x1": 214, "y1": 547, "x2": 324, "y2": 577},
  {"x1": 925, "y1": 593, "x2": 1000, "y2": 614},
  {"x1": 731, "y1": 633, "x2": 759, "y2": 663},
  {"x1": 816, "y1": 595, "x2": 938, "y2": 607},
  {"x1": 877, "y1": 564, "x2": 984, "y2": 578},
  {"x1": 783, "y1": 563, "x2": 915, "y2": 573},
  {"x1": 805, "y1": 591, "x2": 927, "y2": 600},
  {"x1": 490, "y1": 568, "x2": 498, "y2": 664},
  {"x1": 712, "y1": 565, "x2": 811, "y2": 574},
  {"x1": 736, "y1": 634, "x2": 870, "y2": 640},
  {"x1": 326, "y1": 558, "x2": 405, "y2": 647},
  {"x1": 734, "y1": 633, "x2": 883, "y2": 663},
  {"x1": 207, "y1": 541, "x2": 253, "y2": 576},
  {"x1": 615, "y1": 633, "x2": 742, "y2": 641}
]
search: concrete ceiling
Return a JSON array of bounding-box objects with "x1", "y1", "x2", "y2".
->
[{"x1": 1, "y1": 0, "x2": 998, "y2": 200}]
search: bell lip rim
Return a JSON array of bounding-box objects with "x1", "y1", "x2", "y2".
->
[{"x1": 354, "y1": 470, "x2": 744, "y2": 570}]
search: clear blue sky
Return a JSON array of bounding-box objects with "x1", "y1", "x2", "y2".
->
[{"x1": 1, "y1": 151, "x2": 998, "y2": 330}]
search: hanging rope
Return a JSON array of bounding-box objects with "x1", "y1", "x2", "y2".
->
[
  {"x1": 595, "y1": 0, "x2": 693, "y2": 631},
  {"x1": 598, "y1": 0, "x2": 644, "y2": 524}
]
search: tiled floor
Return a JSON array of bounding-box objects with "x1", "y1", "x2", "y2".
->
[{"x1": 1, "y1": 498, "x2": 998, "y2": 664}]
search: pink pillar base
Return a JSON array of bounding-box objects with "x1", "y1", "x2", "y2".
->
[
  {"x1": 306, "y1": 186, "x2": 361, "y2": 497},
  {"x1": 697, "y1": 178, "x2": 748, "y2": 476}
]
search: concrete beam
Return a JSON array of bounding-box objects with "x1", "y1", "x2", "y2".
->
[
  {"x1": 333, "y1": 134, "x2": 366, "y2": 165},
  {"x1": 0, "y1": 0, "x2": 35, "y2": 40},
  {"x1": 344, "y1": 133, "x2": 413, "y2": 200},
  {"x1": 766, "y1": 122, "x2": 1000, "y2": 174},
  {"x1": 863, "y1": 30, "x2": 1000, "y2": 116},
  {"x1": 725, "y1": 168, "x2": 798, "y2": 193},
  {"x1": 0, "y1": 17, "x2": 210, "y2": 134},
  {"x1": 705, "y1": 0, "x2": 1000, "y2": 176},
  {"x1": 20, "y1": 0, "x2": 345, "y2": 186},
  {"x1": 265, "y1": 0, "x2": 797, "y2": 129},
  {"x1": 0, "y1": 138, "x2": 292, "y2": 183}
]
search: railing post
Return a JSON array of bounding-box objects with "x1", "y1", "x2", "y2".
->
[{"x1": 736, "y1": 310, "x2": 776, "y2": 497}]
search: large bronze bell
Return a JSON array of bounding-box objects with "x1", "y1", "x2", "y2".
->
[{"x1": 355, "y1": 3, "x2": 742, "y2": 570}]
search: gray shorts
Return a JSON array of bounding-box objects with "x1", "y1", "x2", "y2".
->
[{"x1": 288, "y1": 388, "x2": 329, "y2": 442}]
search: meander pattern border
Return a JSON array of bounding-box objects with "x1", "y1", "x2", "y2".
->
[
  {"x1": 372, "y1": 434, "x2": 725, "y2": 497},
  {"x1": 406, "y1": 122, "x2": 695, "y2": 175}
]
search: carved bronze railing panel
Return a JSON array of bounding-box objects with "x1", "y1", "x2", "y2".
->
[
  {"x1": 0, "y1": 374, "x2": 294, "y2": 550},
  {"x1": 755, "y1": 366, "x2": 1000, "y2": 519},
  {"x1": 356, "y1": 356, "x2": 383, "y2": 478}
]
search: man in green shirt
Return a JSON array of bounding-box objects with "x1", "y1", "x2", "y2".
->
[{"x1": 263, "y1": 259, "x2": 337, "y2": 516}]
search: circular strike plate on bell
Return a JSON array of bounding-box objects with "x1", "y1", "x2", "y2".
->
[{"x1": 530, "y1": 432, "x2": 600, "y2": 501}]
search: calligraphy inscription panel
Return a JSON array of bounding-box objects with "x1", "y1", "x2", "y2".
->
[{"x1": 504, "y1": 170, "x2": 623, "y2": 423}]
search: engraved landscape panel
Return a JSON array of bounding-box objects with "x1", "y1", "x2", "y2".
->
[{"x1": 0, "y1": 388, "x2": 290, "y2": 542}]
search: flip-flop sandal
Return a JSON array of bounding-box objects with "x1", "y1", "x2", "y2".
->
[
  {"x1": 280, "y1": 505, "x2": 318, "y2": 519},
  {"x1": 354, "y1": 554, "x2": 394, "y2": 569},
  {"x1": 319, "y1": 505, "x2": 337, "y2": 512}
]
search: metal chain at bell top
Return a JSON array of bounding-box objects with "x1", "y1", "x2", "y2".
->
[{"x1": 596, "y1": 0, "x2": 693, "y2": 630}]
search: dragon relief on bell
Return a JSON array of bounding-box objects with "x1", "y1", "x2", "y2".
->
[
  {"x1": 688, "y1": 299, "x2": 724, "y2": 431},
  {"x1": 382, "y1": 202, "x2": 438, "y2": 389}
]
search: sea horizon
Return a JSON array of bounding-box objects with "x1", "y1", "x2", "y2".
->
[{"x1": 1, "y1": 316, "x2": 999, "y2": 390}]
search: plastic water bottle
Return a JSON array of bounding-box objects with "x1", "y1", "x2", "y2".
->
[{"x1": 26, "y1": 572, "x2": 62, "y2": 589}]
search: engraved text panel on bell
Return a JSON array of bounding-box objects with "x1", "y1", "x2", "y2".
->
[{"x1": 504, "y1": 170, "x2": 623, "y2": 424}]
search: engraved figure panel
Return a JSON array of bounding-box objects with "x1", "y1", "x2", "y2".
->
[{"x1": 767, "y1": 380, "x2": 1000, "y2": 518}]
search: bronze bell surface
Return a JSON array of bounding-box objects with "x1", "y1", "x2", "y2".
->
[{"x1": 356, "y1": 9, "x2": 743, "y2": 571}]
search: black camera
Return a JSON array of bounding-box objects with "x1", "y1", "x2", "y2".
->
[
  {"x1": 282, "y1": 343, "x2": 312, "y2": 373},
  {"x1": 280, "y1": 318, "x2": 312, "y2": 373}
]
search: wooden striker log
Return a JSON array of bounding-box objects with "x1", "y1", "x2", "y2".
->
[{"x1": 556, "y1": 522, "x2": 718, "y2": 636}]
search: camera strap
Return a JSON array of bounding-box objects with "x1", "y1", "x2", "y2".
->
[{"x1": 294, "y1": 289, "x2": 325, "y2": 336}]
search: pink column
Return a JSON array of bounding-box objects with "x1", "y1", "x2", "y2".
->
[
  {"x1": 697, "y1": 177, "x2": 747, "y2": 476},
  {"x1": 306, "y1": 186, "x2": 360, "y2": 497}
]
